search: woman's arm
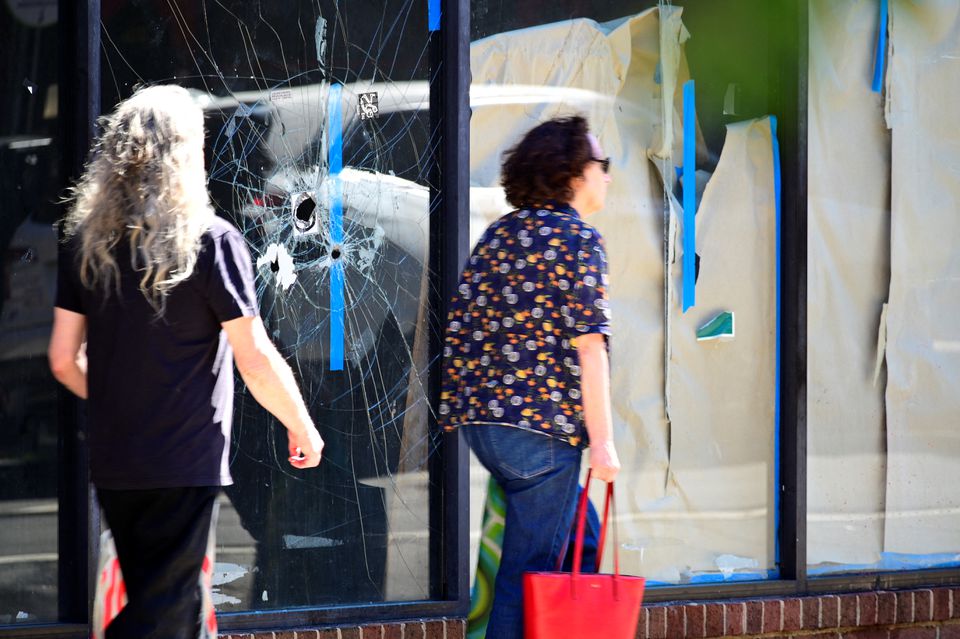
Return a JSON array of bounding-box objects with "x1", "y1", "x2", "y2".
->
[
  {"x1": 576, "y1": 332, "x2": 620, "y2": 482},
  {"x1": 48, "y1": 307, "x2": 88, "y2": 399}
]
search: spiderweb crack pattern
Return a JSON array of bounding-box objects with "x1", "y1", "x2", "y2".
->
[{"x1": 101, "y1": 0, "x2": 440, "y2": 608}]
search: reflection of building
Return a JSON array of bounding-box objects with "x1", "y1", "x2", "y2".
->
[{"x1": 3, "y1": 0, "x2": 960, "y2": 637}]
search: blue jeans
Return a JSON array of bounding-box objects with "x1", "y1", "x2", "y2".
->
[{"x1": 463, "y1": 425, "x2": 600, "y2": 639}]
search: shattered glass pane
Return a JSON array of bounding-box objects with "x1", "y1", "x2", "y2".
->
[{"x1": 102, "y1": 0, "x2": 437, "y2": 608}]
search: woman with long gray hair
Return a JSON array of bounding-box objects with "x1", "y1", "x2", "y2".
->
[{"x1": 49, "y1": 85, "x2": 323, "y2": 638}]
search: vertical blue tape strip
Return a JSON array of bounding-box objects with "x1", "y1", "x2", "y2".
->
[
  {"x1": 872, "y1": 0, "x2": 888, "y2": 92},
  {"x1": 328, "y1": 83, "x2": 344, "y2": 371},
  {"x1": 770, "y1": 116, "x2": 782, "y2": 572},
  {"x1": 428, "y1": 0, "x2": 441, "y2": 32},
  {"x1": 682, "y1": 80, "x2": 696, "y2": 313}
]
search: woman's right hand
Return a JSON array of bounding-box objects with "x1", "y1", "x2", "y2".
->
[
  {"x1": 589, "y1": 439, "x2": 621, "y2": 482},
  {"x1": 288, "y1": 423, "x2": 324, "y2": 469}
]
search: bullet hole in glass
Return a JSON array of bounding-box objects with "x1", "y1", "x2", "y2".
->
[{"x1": 294, "y1": 195, "x2": 316, "y2": 230}]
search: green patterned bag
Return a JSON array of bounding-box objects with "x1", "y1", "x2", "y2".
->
[{"x1": 467, "y1": 477, "x2": 506, "y2": 639}]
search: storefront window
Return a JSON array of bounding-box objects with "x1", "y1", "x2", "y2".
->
[
  {"x1": 807, "y1": 0, "x2": 960, "y2": 576},
  {"x1": 469, "y1": 0, "x2": 788, "y2": 586},
  {"x1": 0, "y1": 0, "x2": 61, "y2": 624},
  {"x1": 101, "y1": 0, "x2": 438, "y2": 608},
  {"x1": 5, "y1": 0, "x2": 960, "y2": 633}
]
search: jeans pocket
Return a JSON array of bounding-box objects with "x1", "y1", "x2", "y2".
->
[{"x1": 486, "y1": 428, "x2": 556, "y2": 480}]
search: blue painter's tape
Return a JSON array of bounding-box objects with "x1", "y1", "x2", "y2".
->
[
  {"x1": 872, "y1": 0, "x2": 888, "y2": 92},
  {"x1": 770, "y1": 115, "x2": 782, "y2": 569},
  {"x1": 330, "y1": 263, "x2": 345, "y2": 370},
  {"x1": 428, "y1": 0, "x2": 441, "y2": 32},
  {"x1": 645, "y1": 569, "x2": 778, "y2": 588},
  {"x1": 687, "y1": 570, "x2": 776, "y2": 584},
  {"x1": 682, "y1": 80, "x2": 696, "y2": 313},
  {"x1": 328, "y1": 83, "x2": 344, "y2": 371},
  {"x1": 809, "y1": 553, "x2": 960, "y2": 576}
]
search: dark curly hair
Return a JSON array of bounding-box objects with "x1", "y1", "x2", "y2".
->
[{"x1": 501, "y1": 115, "x2": 594, "y2": 208}]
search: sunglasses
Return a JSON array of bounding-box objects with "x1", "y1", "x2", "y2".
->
[{"x1": 591, "y1": 156, "x2": 611, "y2": 173}]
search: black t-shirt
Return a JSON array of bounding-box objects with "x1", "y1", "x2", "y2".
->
[{"x1": 55, "y1": 217, "x2": 258, "y2": 489}]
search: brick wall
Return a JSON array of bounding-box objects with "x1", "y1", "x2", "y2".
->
[
  {"x1": 218, "y1": 588, "x2": 960, "y2": 639},
  {"x1": 638, "y1": 587, "x2": 960, "y2": 638},
  {"x1": 220, "y1": 617, "x2": 465, "y2": 639}
]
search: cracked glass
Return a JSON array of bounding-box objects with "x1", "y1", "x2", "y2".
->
[{"x1": 101, "y1": 0, "x2": 438, "y2": 608}]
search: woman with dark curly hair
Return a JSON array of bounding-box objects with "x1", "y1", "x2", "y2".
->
[{"x1": 440, "y1": 115, "x2": 620, "y2": 639}]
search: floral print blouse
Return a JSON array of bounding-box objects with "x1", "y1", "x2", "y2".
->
[{"x1": 439, "y1": 202, "x2": 612, "y2": 448}]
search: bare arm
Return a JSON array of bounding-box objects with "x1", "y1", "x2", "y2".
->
[
  {"x1": 48, "y1": 307, "x2": 88, "y2": 399},
  {"x1": 221, "y1": 315, "x2": 323, "y2": 469},
  {"x1": 576, "y1": 332, "x2": 620, "y2": 482}
]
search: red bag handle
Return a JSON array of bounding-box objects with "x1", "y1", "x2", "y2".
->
[{"x1": 564, "y1": 469, "x2": 619, "y2": 578}]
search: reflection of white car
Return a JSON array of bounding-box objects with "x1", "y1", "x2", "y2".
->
[
  {"x1": 193, "y1": 80, "x2": 437, "y2": 264},
  {"x1": 192, "y1": 80, "x2": 609, "y2": 262},
  {"x1": 188, "y1": 80, "x2": 612, "y2": 365}
]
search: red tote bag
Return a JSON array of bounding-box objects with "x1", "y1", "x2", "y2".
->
[{"x1": 523, "y1": 470, "x2": 645, "y2": 639}]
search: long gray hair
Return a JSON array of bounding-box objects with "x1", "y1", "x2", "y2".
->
[{"x1": 64, "y1": 84, "x2": 214, "y2": 314}]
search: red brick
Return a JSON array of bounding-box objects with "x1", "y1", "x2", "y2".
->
[
  {"x1": 648, "y1": 605, "x2": 667, "y2": 639},
  {"x1": 896, "y1": 591, "x2": 915, "y2": 624},
  {"x1": 803, "y1": 633, "x2": 842, "y2": 639},
  {"x1": 360, "y1": 626, "x2": 382, "y2": 639},
  {"x1": 783, "y1": 598, "x2": 802, "y2": 631},
  {"x1": 745, "y1": 600, "x2": 763, "y2": 634},
  {"x1": 803, "y1": 597, "x2": 821, "y2": 629},
  {"x1": 839, "y1": 594, "x2": 859, "y2": 627},
  {"x1": 859, "y1": 592, "x2": 879, "y2": 626},
  {"x1": 763, "y1": 599, "x2": 783, "y2": 633},
  {"x1": 317, "y1": 630, "x2": 340, "y2": 639},
  {"x1": 684, "y1": 604, "x2": 705, "y2": 638},
  {"x1": 275, "y1": 632, "x2": 297, "y2": 639},
  {"x1": 724, "y1": 602, "x2": 744, "y2": 635},
  {"x1": 821, "y1": 595, "x2": 840, "y2": 628},
  {"x1": 404, "y1": 622, "x2": 425, "y2": 639},
  {"x1": 704, "y1": 603, "x2": 724, "y2": 637},
  {"x1": 841, "y1": 630, "x2": 888, "y2": 639},
  {"x1": 934, "y1": 588, "x2": 952, "y2": 621},
  {"x1": 667, "y1": 605, "x2": 683, "y2": 638},
  {"x1": 913, "y1": 589, "x2": 932, "y2": 622},
  {"x1": 890, "y1": 629, "x2": 936, "y2": 639},
  {"x1": 295, "y1": 632, "x2": 320, "y2": 639},
  {"x1": 383, "y1": 624, "x2": 403, "y2": 639},
  {"x1": 940, "y1": 624, "x2": 960, "y2": 639},
  {"x1": 953, "y1": 589, "x2": 960, "y2": 618},
  {"x1": 445, "y1": 619, "x2": 465, "y2": 639},
  {"x1": 877, "y1": 592, "x2": 897, "y2": 625},
  {"x1": 340, "y1": 628, "x2": 361, "y2": 639},
  {"x1": 424, "y1": 620, "x2": 444, "y2": 639},
  {"x1": 637, "y1": 607, "x2": 649, "y2": 638}
]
